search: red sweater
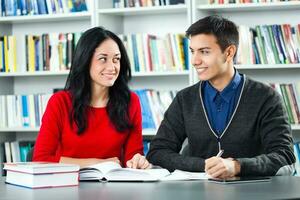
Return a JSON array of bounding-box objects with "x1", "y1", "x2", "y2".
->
[{"x1": 33, "y1": 91, "x2": 143, "y2": 165}]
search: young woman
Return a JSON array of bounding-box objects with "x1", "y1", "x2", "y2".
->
[{"x1": 33, "y1": 27, "x2": 150, "y2": 169}]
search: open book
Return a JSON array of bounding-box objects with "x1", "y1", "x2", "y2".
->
[
  {"x1": 79, "y1": 161, "x2": 170, "y2": 182},
  {"x1": 160, "y1": 169, "x2": 209, "y2": 181}
]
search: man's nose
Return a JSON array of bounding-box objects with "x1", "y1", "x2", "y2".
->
[{"x1": 192, "y1": 53, "x2": 202, "y2": 67}]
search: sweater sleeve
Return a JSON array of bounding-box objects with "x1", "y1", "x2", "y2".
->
[
  {"x1": 237, "y1": 89, "x2": 296, "y2": 176},
  {"x1": 147, "y1": 93, "x2": 205, "y2": 172},
  {"x1": 33, "y1": 93, "x2": 64, "y2": 162},
  {"x1": 123, "y1": 92, "x2": 144, "y2": 165}
]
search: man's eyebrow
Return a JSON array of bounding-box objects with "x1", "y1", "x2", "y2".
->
[{"x1": 189, "y1": 47, "x2": 211, "y2": 51}]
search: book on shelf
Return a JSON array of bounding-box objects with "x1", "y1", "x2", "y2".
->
[
  {"x1": 113, "y1": 0, "x2": 185, "y2": 8},
  {"x1": 4, "y1": 162, "x2": 80, "y2": 189},
  {"x1": 0, "y1": 0, "x2": 89, "y2": 16},
  {"x1": 134, "y1": 89, "x2": 177, "y2": 130},
  {"x1": 270, "y1": 83, "x2": 300, "y2": 124},
  {"x1": 119, "y1": 33, "x2": 189, "y2": 73},
  {"x1": 234, "y1": 24, "x2": 300, "y2": 65},
  {"x1": 79, "y1": 161, "x2": 170, "y2": 182},
  {"x1": 4, "y1": 141, "x2": 35, "y2": 163},
  {"x1": 293, "y1": 143, "x2": 300, "y2": 176},
  {"x1": 0, "y1": 32, "x2": 82, "y2": 73}
]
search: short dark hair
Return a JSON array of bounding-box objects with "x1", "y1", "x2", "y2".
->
[
  {"x1": 186, "y1": 15, "x2": 239, "y2": 53},
  {"x1": 65, "y1": 27, "x2": 132, "y2": 134}
]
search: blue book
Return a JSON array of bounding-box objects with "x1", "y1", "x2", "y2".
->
[
  {"x1": 143, "y1": 140, "x2": 149, "y2": 155},
  {"x1": 37, "y1": 0, "x2": 47, "y2": 14},
  {"x1": 20, "y1": 0, "x2": 27, "y2": 15},
  {"x1": 34, "y1": 36, "x2": 40, "y2": 71},
  {"x1": 21, "y1": 95, "x2": 29, "y2": 127},
  {"x1": 34, "y1": 95, "x2": 40, "y2": 127},
  {"x1": 251, "y1": 32, "x2": 261, "y2": 64},
  {"x1": 19, "y1": 145, "x2": 30, "y2": 162},
  {"x1": 5, "y1": 0, "x2": 17, "y2": 16},
  {"x1": 295, "y1": 143, "x2": 300, "y2": 162},
  {"x1": 71, "y1": 0, "x2": 87, "y2": 12},
  {"x1": 169, "y1": 0, "x2": 185, "y2": 4},
  {"x1": 1, "y1": 0, "x2": 6, "y2": 16},
  {"x1": 137, "y1": 90, "x2": 156, "y2": 129},
  {"x1": 131, "y1": 34, "x2": 140, "y2": 72},
  {"x1": 0, "y1": 38, "x2": 4, "y2": 72},
  {"x1": 183, "y1": 37, "x2": 189, "y2": 70},
  {"x1": 16, "y1": 0, "x2": 21, "y2": 15}
]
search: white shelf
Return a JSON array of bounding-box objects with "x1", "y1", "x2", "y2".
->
[
  {"x1": 132, "y1": 71, "x2": 189, "y2": 77},
  {"x1": 236, "y1": 64, "x2": 300, "y2": 70},
  {"x1": 197, "y1": 2, "x2": 300, "y2": 12},
  {"x1": 292, "y1": 125, "x2": 300, "y2": 131},
  {"x1": 98, "y1": 4, "x2": 187, "y2": 16},
  {"x1": 5, "y1": 66, "x2": 299, "y2": 77},
  {"x1": 0, "y1": 70, "x2": 189, "y2": 77},
  {"x1": 0, "y1": 12, "x2": 91, "y2": 23},
  {"x1": 0, "y1": 127, "x2": 39, "y2": 132},
  {"x1": 0, "y1": 71, "x2": 70, "y2": 77}
]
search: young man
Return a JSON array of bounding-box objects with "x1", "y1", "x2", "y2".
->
[{"x1": 146, "y1": 15, "x2": 295, "y2": 178}]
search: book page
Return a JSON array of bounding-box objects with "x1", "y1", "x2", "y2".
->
[
  {"x1": 79, "y1": 161, "x2": 122, "y2": 180},
  {"x1": 85, "y1": 162, "x2": 122, "y2": 174},
  {"x1": 105, "y1": 168, "x2": 170, "y2": 181},
  {"x1": 160, "y1": 170, "x2": 208, "y2": 181}
]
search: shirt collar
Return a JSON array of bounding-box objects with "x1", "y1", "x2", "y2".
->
[{"x1": 203, "y1": 69, "x2": 242, "y2": 103}]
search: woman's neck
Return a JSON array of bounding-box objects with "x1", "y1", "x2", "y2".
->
[{"x1": 90, "y1": 85, "x2": 109, "y2": 108}]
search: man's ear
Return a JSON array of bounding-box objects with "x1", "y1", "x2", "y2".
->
[{"x1": 225, "y1": 45, "x2": 237, "y2": 62}]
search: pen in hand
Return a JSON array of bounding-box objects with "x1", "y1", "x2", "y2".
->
[
  {"x1": 216, "y1": 149, "x2": 224, "y2": 157},
  {"x1": 205, "y1": 149, "x2": 224, "y2": 178}
]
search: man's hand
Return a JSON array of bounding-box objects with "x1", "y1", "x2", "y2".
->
[
  {"x1": 126, "y1": 153, "x2": 152, "y2": 169},
  {"x1": 205, "y1": 157, "x2": 240, "y2": 178}
]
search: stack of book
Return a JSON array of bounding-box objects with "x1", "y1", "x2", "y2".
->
[{"x1": 4, "y1": 162, "x2": 80, "y2": 189}]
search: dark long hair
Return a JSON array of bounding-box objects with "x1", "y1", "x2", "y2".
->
[{"x1": 64, "y1": 27, "x2": 132, "y2": 134}]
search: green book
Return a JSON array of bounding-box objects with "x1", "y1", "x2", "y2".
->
[
  {"x1": 255, "y1": 26, "x2": 268, "y2": 64},
  {"x1": 280, "y1": 84, "x2": 295, "y2": 124}
]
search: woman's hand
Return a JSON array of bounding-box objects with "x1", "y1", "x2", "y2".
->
[{"x1": 126, "y1": 153, "x2": 152, "y2": 169}]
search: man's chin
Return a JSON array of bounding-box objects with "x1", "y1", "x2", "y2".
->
[{"x1": 198, "y1": 75, "x2": 209, "y2": 81}]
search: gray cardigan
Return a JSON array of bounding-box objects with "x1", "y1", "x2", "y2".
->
[{"x1": 147, "y1": 76, "x2": 295, "y2": 176}]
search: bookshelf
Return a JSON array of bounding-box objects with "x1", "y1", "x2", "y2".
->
[
  {"x1": 0, "y1": 0, "x2": 193, "y2": 143},
  {"x1": 192, "y1": 0, "x2": 300, "y2": 138},
  {"x1": 0, "y1": 2, "x2": 95, "y2": 155},
  {"x1": 96, "y1": 0, "x2": 193, "y2": 91}
]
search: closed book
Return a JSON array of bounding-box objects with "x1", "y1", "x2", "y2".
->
[
  {"x1": 4, "y1": 162, "x2": 80, "y2": 189},
  {"x1": 79, "y1": 161, "x2": 170, "y2": 182}
]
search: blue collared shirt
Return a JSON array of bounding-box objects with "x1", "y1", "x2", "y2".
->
[{"x1": 202, "y1": 71, "x2": 243, "y2": 136}]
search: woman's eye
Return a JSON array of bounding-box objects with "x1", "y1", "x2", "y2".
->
[
  {"x1": 99, "y1": 57, "x2": 106, "y2": 62},
  {"x1": 113, "y1": 57, "x2": 120, "y2": 63}
]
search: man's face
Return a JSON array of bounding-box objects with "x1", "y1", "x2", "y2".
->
[{"x1": 190, "y1": 34, "x2": 232, "y2": 85}]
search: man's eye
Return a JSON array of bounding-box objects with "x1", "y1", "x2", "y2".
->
[{"x1": 201, "y1": 50, "x2": 210, "y2": 55}]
